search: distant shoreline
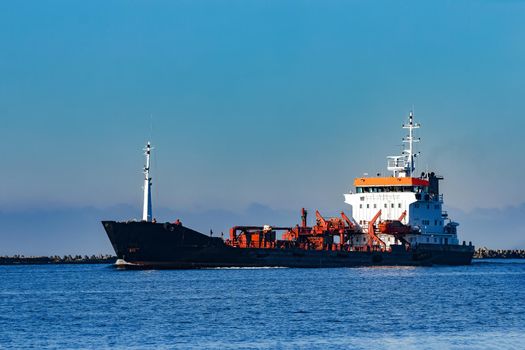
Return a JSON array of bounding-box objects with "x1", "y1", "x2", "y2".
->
[
  {"x1": 1, "y1": 248, "x2": 524, "y2": 265},
  {"x1": 0, "y1": 255, "x2": 116, "y2": 265}
]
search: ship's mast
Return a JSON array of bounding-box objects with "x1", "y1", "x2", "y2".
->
[
  {"x1": 142, "y1": 142, "x2": 153, "y2": 222},
  {"x1": 387, "y1": 111, "x2": 420, "y2": 177},
  {"x1": 402, "y1": 111, "x2": 420, "y2": 177}
]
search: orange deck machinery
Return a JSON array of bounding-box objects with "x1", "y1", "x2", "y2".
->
[
  {"x1": 226, "y1": 208, "x2": 422, "y2": 252},
  {"x1": 377, "y1": 211, "x2": 417, "y2": 247},
  {"x1": 227, "y1": 208, "x2": 364, "y2": 251}
]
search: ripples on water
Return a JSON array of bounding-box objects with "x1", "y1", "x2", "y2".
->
[{"x1": 1, "y1": 260, "x2": 524, "y2": 349}]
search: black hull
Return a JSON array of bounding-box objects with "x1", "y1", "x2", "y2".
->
[{"x1": 102, "y1": 221, "x2": 475, "y2": 269}]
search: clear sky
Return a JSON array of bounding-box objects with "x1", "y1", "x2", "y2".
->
[{"x1": 1, "y1": 0, "x2": 525, "y2": 253}]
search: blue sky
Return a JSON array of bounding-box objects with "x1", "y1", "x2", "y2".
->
[{"x1": 1, "y1": 0, "x2": 525, "y2": 253}]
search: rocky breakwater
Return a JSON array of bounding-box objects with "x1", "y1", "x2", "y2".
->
[
  {"x1": 474, "y1": 247, "x2": 525, "y2": 259},
  {"x1": 0, "y1": 255, "x2": 117, "y2": 265}
]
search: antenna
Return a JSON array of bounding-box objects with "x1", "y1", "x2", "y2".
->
[
  {"x1": 148, "y1": 114, "x2": 160, "y2": 212},
  {"x1": 149, "y1": 114, "x2": 153, "y2": 141}
]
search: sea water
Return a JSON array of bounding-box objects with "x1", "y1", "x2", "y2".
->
[{"x1": 1, "y1": 260, "x2": 524, "y2": 349}]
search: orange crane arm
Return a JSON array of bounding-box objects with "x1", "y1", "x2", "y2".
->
[
  {"x1": 341, "y1": 211, "x2": 356, "y2": 229},
  {"x1": 315, "y1": 210, "x2": 327, "y2": 227},
  {"x1": 368, "y1": 210, "x2": 386, "y2": 249},
  {"x1": 398, "y1": 210, "x2": 407, "y2": 222}
]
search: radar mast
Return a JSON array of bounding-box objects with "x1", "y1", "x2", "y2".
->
[
  {"x1": 387, "y1": 111, "x2": 420, "y2": 177},
  {"x1": 142, "y1": 142, "x2": 153, "y2": 222}
]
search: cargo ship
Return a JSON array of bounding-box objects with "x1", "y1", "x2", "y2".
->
[{"x1": 102, "y1": 112, "x2": 474, "y2": 268}]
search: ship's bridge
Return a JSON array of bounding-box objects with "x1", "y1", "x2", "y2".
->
[
  {"x1": 345, "y1": 175, "x2": 447, "y2": 246},
  {"x1": 354, "y1": 177, "x2": 429, "y2": 193}
]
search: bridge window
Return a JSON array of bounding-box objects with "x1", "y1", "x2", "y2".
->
[
  {"x1": 366, "y1": 204, "x2": 369, "y2": 208},
  {"x1": 384, "y1": 203, "x2": 387, "y2": 208},
  {"x1": 398, "y1": 203, "x2": 402, "y2": 208},
  {"x1": 391, "y1": 203, "x2": 394, "y2": 208},
  {"x1": 359, "y1": 204, "x2": 362, "y2": 209},
  {"x1": 373, "y1": 204, "x2": 377, "y2": 208}
]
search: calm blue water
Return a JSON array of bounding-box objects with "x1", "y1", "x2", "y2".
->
[{"x1": 1, "y1": 260, "x2": 524, "y2": 350}]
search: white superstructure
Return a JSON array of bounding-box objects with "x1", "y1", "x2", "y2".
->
[{"x1": 344, "y1": 112, "x2": 459, "y2": 248}]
